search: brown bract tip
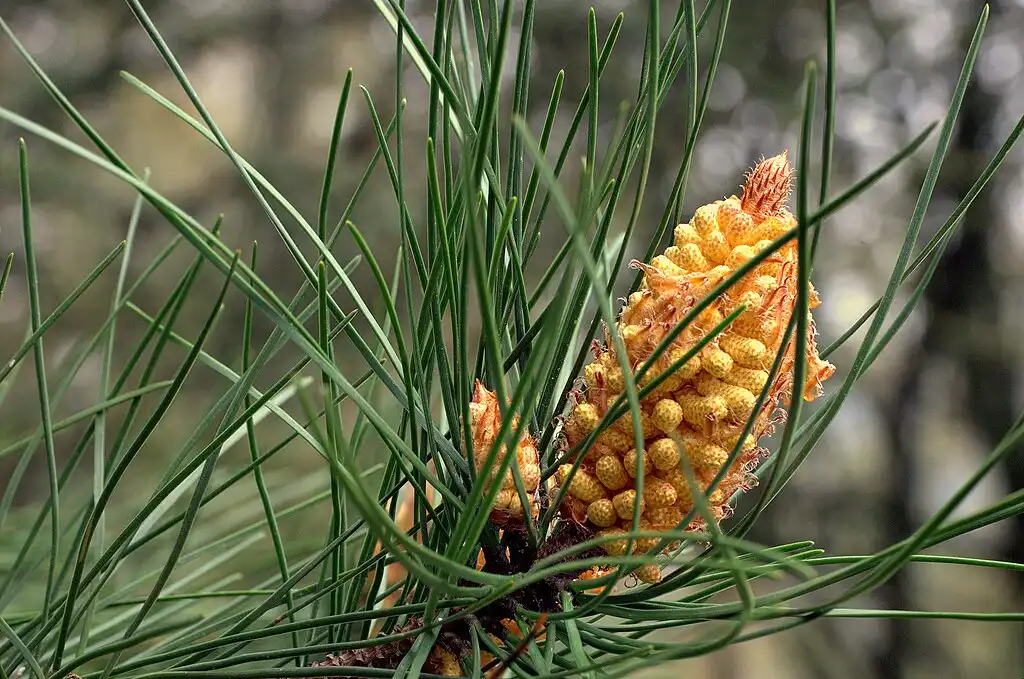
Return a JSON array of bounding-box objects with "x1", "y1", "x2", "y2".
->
[
  {"x1": 740, "y1": 150, "x2": 793, "y2": 220},
  {"x1": 469, "y1": 380, "x2": 500, "y2": 453}
]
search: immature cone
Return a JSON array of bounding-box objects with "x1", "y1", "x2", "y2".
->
[
  {"x1": 467, "y1": 380, "x2": 543, "y2": 525},
  {"x1": 556, "y1": 151, "x2": 835, "y2": 581}
]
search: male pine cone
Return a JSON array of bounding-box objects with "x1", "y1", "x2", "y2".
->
[
  {"x1": 555, "y1": 151, "x2": 835, "y2": 583},
  {"x1": 467, "y1": 380, "x2": 543, "y2": 525}
]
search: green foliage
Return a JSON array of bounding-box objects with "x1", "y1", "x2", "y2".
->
[{"x1": 1, "y1": 2, "x2": 1022, "y2": 678}]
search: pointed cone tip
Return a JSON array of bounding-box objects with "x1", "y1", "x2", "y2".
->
[{"x1": 740, "y1": 151, "x2": 794, "y2": 220}]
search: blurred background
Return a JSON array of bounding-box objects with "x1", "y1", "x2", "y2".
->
[{"x1": 2, "y1": 0, "x2": 1023, "y2": 677}]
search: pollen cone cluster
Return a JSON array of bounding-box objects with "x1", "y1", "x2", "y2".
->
[
  {"x1": 467, "y1": 380, "x2": 543, "y2": 525},
  {"x1": 555, "y1": 151, "x2": 835, "y2": 584}
]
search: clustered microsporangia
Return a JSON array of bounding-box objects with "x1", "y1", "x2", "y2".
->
[
  {"x1": 308, "y1": 152, "x2": 835, "y2": 677},
  {"x1": 549, "y1": 150, "x2": 835, "y2": 584}
]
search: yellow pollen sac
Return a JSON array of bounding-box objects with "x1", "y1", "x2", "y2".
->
[
  {"x1": 693, "y1": 371, "x2": 722, "y2": 397},
  {"x1": 723, "y1": 211, "x2": 758, "y2": 246},
  {"x1": 701, "y1": 230, "x2": 732, "y2": 264},
  {"x1": 725, "y1": 244, "x2": 756, "y2": 269},
  {"x1": 695, "y1": 375, "x2": 757, "y2": 420},
  {"x1": 612, "y1": 489, "x2": 645, "y2": 520},
  {"x1": 506, "y1": 492, "x2": 524, "y2": 518},
  {"x1": 734, "y1": 311, "x2": 778, "y2": 345},
  {"x1": 572, "y1": 402, "x2": 601, "y2": 434},
  {"x1": 659, "y1": 347, "x2": 701, "y2": 380},
  {"x1": 682, "y1": 438, "x2": 730, "y2": 470},
  {"x1": 697, "y1": 305, "x2": 726, "y2": 332},
  {"x1": 706, "y1": 264, "x2": 735, "y2": 286},
  {"x1": 755, "y1": 215, "x2": 790, "y2": 241},
  {"x1": 642, "y1": 477, "x2": 678, "y2": 508},
  {"x1": 493, "y1": 489, "x2": 514, "y2": 510},
  {"x1": 652, "y1": 398, "x2": 684, "y2": 433},
  {"x1": 680, "y1": 354, "x2": 703, "y2": 380},
  {"x1": 584, "y1": 362, "x2": 604, "y2": 388},
  {"x1": 595, "y1": 455, "x2": 629, "y2": 491},
  {"x1": 674, "y1": 222, "x2": 702, "y2": 246},
  {"x1": 620, "y1": 324, "x2": 646, "y2": 352},
  {"x1": 647, "y1": 437, "x2": 681, "y2": 471},
  {"x1": 587, "y1": 499, "x2": 618, "y2": 527},
  {"x1": 663, "y1": 246, "x2": 684, "y2": 268},
  {"x1": 630, "y1": 520, "x2": 659, "y2": 553},
  {"x1": 719, "y1": 334, "x2": 767, "y2": 368},
  {"x1": 753, "y1": 239, "x2": 776, "y2": 256},
  {"x1": 613, "y1": 410, "x2": 655, "y2": 440},
  {"x1": 674, "y1": 242, "x2": 709, "y2": 271},
  {"x1": 520, "y1": 463, "x2": 541, "y2": 491},
  {"x1": 692, "y1": 204, "x2": 719, "y2": 236},
  {"x1": 720, "y1": 431, "x2": 756, "y2": 453},
  {"x1": 596, "y1": 428, "x2": 632, "y2": 453},
  {"x1": 701, "y1": 346, "x2": 734, "y2": 379},
  {"x1": 604, "y1": 365, "x2": 625, "y2": 393},
  {"x1": 752, "y1": 274, "x2": 779, "y2": 292},
  {"x1": 715, "y1": 199, "x2": 742, "y2": 230},
  {"x1": 677, "y1": 391, "x2": 729, "y2": 428},
  {"x1": 646, "y1": 373, "x2": 684, "y2": 401},
  {"x1": 623, "y1": 449, "x2": 650, "y2": 478},
  {"x1": 708, "y1": 487, "x2": 727, "y2": 505},
  {"x1": 757, "y1": 317, "x2": 780, "y2": 345},
  {"x1": 657, "y1": 468, "x2": 689, "y2": 496},
  {"x1": 598, "y1": 527, "x2": 629, "y2": 556},
  {"x1": 599, "y1": 350, "x2": 617, "y2": 369},
  {"x1": 736, "y1": 290, "x2": 763, "y2": 311},
  {"x1": 562, "y1": 415, "x2": 583, "y2": 445},
  {"x1": 707, "y1": 394, "x2": 732, "y2": 422},
  {"x1": 646, "y1": 505, "x2": 684, "y2": 529},
  {"x1": 519, "y1": 439, "x2": 539, "y2": 464},
  {"x1": 633, "y1": 563, "x2": 663, "y2": 584},
  {"x1": 658, "y1": 468, "x2": 704, "y2": 507},
  {"x1": 724, "y1": 366, "x2": 769, "y2": 394},
  {"x1": 650, "y1": 254, "x2": 686, "y2": 278},
  {"x1": 559, "y1": 466, "x2": 608, "y2": 503},
  {"x1": 583, "y1": 441, "x2": 613, "y2": 463}
]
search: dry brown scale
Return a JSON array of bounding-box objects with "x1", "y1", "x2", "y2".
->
[{"x1": 304, "y1": 619, "x2": 463, "y2": 678}]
